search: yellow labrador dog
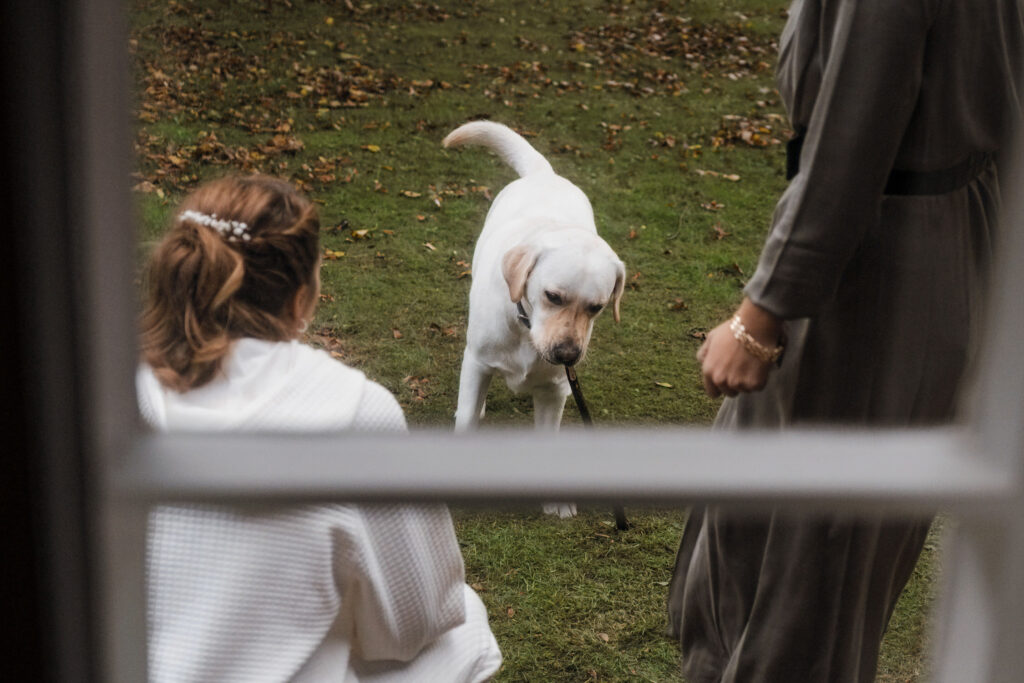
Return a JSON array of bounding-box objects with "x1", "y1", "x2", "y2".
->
[{"x1": 444, "y1": 121, "x2": 625, "y2": 516}]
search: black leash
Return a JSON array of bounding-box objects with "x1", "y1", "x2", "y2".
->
[
  {"x1": 517, "y1": 300, "x2": 630, "y2": 530},
  {"x1": 565, "y1": 366, "x2": 631, "y2": 531}
]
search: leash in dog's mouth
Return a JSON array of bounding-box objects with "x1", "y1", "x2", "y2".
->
[
  {"x1": 516, "y1": 300, "x2": 532, "y2": 329},
  {"x1": 564, "y1": 366, "x2": 591, "y2": 424}
]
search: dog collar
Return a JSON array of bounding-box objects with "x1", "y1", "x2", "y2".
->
[{"x1": 516, "y1": 301, "x2": 532, "y2": 329}]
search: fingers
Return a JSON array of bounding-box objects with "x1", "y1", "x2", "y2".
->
[
  {"x1": 702, "y1": 369, "x2": 720, "y2": 399},
  {"x1": 696, "y1": 320, "x2": 769, "y2": 398},
  {"x1": 696, "y1": 341, "x2": 708, "y2": 363}
]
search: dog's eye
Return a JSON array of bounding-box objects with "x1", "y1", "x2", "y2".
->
[
  {"x1": 545, "y1": 291, "x2": 563, "y2": 305},
  {"x1": 588, "y1": 303, "x2": 604, "y2": 315}
]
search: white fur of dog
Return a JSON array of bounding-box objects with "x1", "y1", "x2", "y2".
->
[{"x1": 444, "y1": 121, "x2": 625, "y2": 517}]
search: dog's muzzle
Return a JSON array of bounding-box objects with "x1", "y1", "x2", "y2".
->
[{"x1": 550, "y1": 342, "x2": 581, "y2": 367}]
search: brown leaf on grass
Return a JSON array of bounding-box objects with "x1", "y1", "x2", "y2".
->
[
  {"x1": 428, "y1": 323, "x2": 457, "y2": 337},
  {"x1": 696, "y1": 169, "x2": 741, "y2": 181},
  {"x1": 392, "y1": 329, "x2": 403, "y2": 339},
  {"x1": 722, "y1": 262, "x2": 745, "y2": 277},
  {"x1": 701, "y1": 200, "x2": 725, "y2": 211},
  {"x1": 668, "y1": 298, "x2": 688, "y2": 311},
  {"x1": 263, "y1": 134, "x2": 304, "y2": 154},
  {"x1": 712, "y1": 222, "x2": 731, "y2": 240},
  {"x1": 402, "y1": 375, "x2": 430, "y2": 400},
  {"x1": 712, "y1": 114, "x2": 786, "y2": 148},
  {"x1": 423, "y1": 242, "x2": 437, "y2": 251},
  {"x1": 307, "y1": 330, "x2": 347, "y2": 358}
]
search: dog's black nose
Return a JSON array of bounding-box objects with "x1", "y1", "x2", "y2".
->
[{"x1": 552, "y1": 343, "x2": 581, "y2": 366}]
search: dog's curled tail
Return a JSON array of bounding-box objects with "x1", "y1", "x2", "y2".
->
[{"x1": 442, "y1": 121, "x2": 554, "y2": 177}]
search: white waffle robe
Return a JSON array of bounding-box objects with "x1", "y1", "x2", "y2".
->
[{"x1": 137, "y1": 338, "x2": 502, "y2": 683}]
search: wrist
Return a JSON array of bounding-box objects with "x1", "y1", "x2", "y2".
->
[
  {"x1": 731, "y1": 299, "x2": 785, "y2": 366},
  {"x1": 736, "y1": 298, "x2": 783, "y2": 347}
]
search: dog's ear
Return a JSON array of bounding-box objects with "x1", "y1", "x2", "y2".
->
[
  {"x1": 502, "y1": 244, "x2": 539, "y2": 303},
  {"x1": 611, "y1": 259, "x2": 626, "y2": 323}
]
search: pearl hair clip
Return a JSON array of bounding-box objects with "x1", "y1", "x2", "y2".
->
[{"x1": 179, "y1": 209, "x2": 251, "y2": 242}]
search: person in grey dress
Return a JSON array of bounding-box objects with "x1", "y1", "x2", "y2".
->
[{"x1": 667, "y1": 1, "x2": 1023, "y2": 682}]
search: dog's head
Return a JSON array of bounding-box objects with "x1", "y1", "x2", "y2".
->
[{"x1": 502, "y1": 234, "x2": 625, "y2": 367}]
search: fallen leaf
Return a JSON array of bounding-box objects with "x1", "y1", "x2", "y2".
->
[
  {"x1": 402, "y1": 375, "x2": 429, "y2": 400},
  {"x1": 655, "y1": 381, "x2": 673, "y2": 388},
  {"x1": 597, "y1": 633, "x2": 610, "y2": 643},
  {"x1": 392, "y1": 329, "x2": 403, "y2": 339},
  {"x1": 362, "y1": 144, "x2": 381, "y2": 152},
  {"x1": 401, "y1": 190, "x2": 422, "y2": 198},
  {"x1": 351, "y1": 229, "x2": 369, "y2": 239},
  {"x1": 423, "y1": 242, "x2": 437, "y2": 251}
]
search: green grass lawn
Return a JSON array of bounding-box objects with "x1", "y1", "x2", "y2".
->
[{"x1": 129, "y1": 1, "x2": 940, "y2": 679}]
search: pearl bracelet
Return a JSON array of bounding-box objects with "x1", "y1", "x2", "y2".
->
[{"x1": 729, "y1": 314, "x2": 785, "y2": 365}]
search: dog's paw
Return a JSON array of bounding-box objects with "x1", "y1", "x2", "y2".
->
[{"x1": 542, "y1": 502, "x2": 577, "y2": 518}]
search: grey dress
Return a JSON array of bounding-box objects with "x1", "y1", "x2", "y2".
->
[{"x1": 667, "y1": 1, "x2": 1023, "y2": 682}]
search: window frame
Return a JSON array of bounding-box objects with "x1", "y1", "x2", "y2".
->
[{"x1": 60, "y1": 0, "x2": 1024, "y2": 680}]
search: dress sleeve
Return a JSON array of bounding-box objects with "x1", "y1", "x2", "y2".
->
[
  {"x1": 745, "y1": 0, "x2": 936, "y2": 318},
  {"x1": 337, "y1": 504, "x2": 469, "y2": 662}
]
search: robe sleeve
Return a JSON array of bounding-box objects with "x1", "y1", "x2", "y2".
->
[
  {"x1": 333, "y1": 380, "x2": 468, "y2": 663},
  {"x1": 745, "y1": 0, "x2": 937, "y2": 318},
  {"x1": 339, "y1": 504, "x2": 469, "y2": 662}
]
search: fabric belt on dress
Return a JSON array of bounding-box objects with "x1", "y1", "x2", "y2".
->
[{"x1": 785, "y1": 126, "x2": 992, "y2": 196}]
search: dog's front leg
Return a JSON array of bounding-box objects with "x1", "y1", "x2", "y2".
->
[
  {"x1": 532, "y1": 386, "x2": 568, "y2": 432},
  {"x1": 533, "y1": 385, "x2": 577, "y2": 518},
  {"x1": 455, "y1": 352, "x2": 493, "y2": 432}
]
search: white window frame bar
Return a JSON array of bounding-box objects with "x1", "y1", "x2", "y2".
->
[{"x1": 73, "y1": 1, "x2": 1024, "y2": 680}]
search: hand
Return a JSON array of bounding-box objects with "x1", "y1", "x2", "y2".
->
[{"x1": 697, "y1": 298, "x2": 782, "y2": 399}]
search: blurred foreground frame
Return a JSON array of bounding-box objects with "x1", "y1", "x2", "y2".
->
[{"x1": 6, "y1": 0, "x2": 1024, "y2": 680}]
